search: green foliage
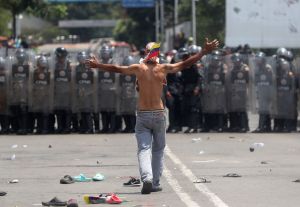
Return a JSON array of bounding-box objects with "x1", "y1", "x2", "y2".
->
[
  {"x1": 0, "y1": 8, "x2": 11, "y2": 36},
  {"x1": 113, "y1": 8, "x2": 155, "y2": 48},
  {"x1": 178, "y1": 0, "x2": 225, "y2": 45}
]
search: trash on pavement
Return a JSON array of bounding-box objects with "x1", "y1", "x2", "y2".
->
[
  {"x1": 223, "y1": 173, "x2": 242, "y2": 178},
  {"x1": 250, "y1": 142, "x2": 264, "y2": 152},
  {"x1": 192, "y1": 137, "x2": 202, "y2": 143},
  {"x1": 193, "y1": 177, "x2": 211, "y2": 183},
  {"x1": 8, "y1": 179, "x2": 19, "y2": 184}
]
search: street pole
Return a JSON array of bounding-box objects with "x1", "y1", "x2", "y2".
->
[
  {"x1": 155, "y1": 0, "x2": 160, "y2": 42},
  {"x1": 173, "y1": 0, "x2": 178, "y2": 49},
  {"x1": 192, "y1": 0, "x2": 197, "y2": 45},
  {"x1": 174, "y1": 0, "x2": 178, "y2": 25},
  {"x1": 160, "y1": 0, "x2": 164, "y2": 50}
]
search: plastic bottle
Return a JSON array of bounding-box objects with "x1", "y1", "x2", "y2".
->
[{"x1": 250, "y1": 142, "x2": 264, "y2": 152}]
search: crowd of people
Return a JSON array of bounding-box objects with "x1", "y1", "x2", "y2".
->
[{"x1": 0, "y1": 43, "x2": 299, "y2": 135}]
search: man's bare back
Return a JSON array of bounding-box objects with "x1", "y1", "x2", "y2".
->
[
  {"x1": 85, "y1": 38, "x2": 219, "y2": 111},
  {"x1": 135, "y1": 62, "x2": 166, "y2": 110}
]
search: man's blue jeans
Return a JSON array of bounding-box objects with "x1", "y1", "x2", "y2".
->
[{"x1": 135, "y1": 110, "x2": 166, "y2": 187}]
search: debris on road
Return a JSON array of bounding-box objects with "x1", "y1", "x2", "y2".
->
[
  {"x1": 192, "y1": 137, "x2": 202, "y2": 143},
  {"x1": 48, "y1": 145, "x2": 52, "y2": 148},
  {"x1": 250, "y1": 142, "x2": 264, "y2": 152},
  {"x1": 8, "y1": 179, "x2": 19, "y2": 184},
  {"x1": 199, "y1": 151, "x2": 205, "y2": 155},
  {"x1": 293, "y1": 179, "x2": 300, "y2": 183},
  {"x1": 10, "y1": 154, "x2": 16, "y2": 160},
  {"x1": 11, "y1": 144, "x2": 18, "y2": 149},
  {"x1": 193, "y1": 177, "x2": 211, "y2": 183},
  {"x1": 261, "y1": 161, "x2": 268, "y2": 164},
  {"x1": 223, "y1": 173, "x2": 242, "y2": 178}
]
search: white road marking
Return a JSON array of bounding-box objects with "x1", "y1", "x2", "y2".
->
[
  {"x1": 163, "y1": 164, "x2": 200, "y2": 207},
  {"x1": 165, "y1": 145, "x2": 229, "y2": 207},
  {"x1": 192, "y1": 159, "x2": 219, "y2": 163}
]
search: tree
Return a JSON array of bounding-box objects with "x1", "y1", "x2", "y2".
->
[
  {"x1": 0, "y1": 0, "x2": 34, "y2": 37},
  {"x1": 113, "y1": 8, "x2": 155, "y2": 49},
  {"x1": 0, "y1": 0, "x2": 68, "y2": 38}
]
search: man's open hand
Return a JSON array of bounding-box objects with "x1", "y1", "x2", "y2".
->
[
  {"x1": 203, "y1": 38, "x2": 219, "y2": 53},
  {"x1": 85, "y1": 56, "x2": 99, "y2": 68}
]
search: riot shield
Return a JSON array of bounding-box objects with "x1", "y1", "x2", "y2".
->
[
  {"x1": 249, "y1": 56, "x2": 276, "y2": 115},
  {"x1": 8, "y1": 52, "x2": 32, "y2": 106},
  {"x1": 273, "y1": 58, "x2": 296, "y2": 119},
  {"x1": 118, "y1": 74, "x2": 137, "y2": 115},
  {"x1": 73, "y1": 64, "x2": 95, "y2": 113},
  {"x1": 52, "y1": 59, "x2": 72, "y2": 110},
  {"x1": 201, "y1": 54, "x2": 227, "y2": 114},
  {"x1": 226, "y1": 55, "x2": 250, "y2": 112},
  {"x1": 28, "y1": 55, "x2": 52, "y2": 113},
  {"x1": 96, "y1": 70, "x2": 117, "y2": 112},
  {"x1": 0, "y1": 57, "x2": 9, "y2": 115}
]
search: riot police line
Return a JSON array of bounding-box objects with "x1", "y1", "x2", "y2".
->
[
  {"x1": 165, "y1": 46, "x2": 300, "y2": 133},
  {"x1": 0, "y1": 45, "x2": 137, "y2": 135},
  {"x1": 0, "y1": 45, "x2": 299, "y2": 135}
]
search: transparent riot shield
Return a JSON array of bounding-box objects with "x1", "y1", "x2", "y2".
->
[
  {"x1": 295, "y1": 57, "x2": 300, "y2": 115},
  {"x1": 0, "y1": 57, "x2": 9, "y2": 115},
  {"x1": 28, "y1": 55, "x2": 52, "y2": 113},
  {"x1": 52, "y1": 57, "x2": 72, "y2": 111},
  {"x1": 248, "y1": 56, "x2": 276, "y2": 116},
  {"x1": 118, "y1": 74, "x2": 137, "y2": 115},
  {"x1": 226, "y1": 55, "x2": 250, "y2": 113},
  {"x1": 73, "y1": 64, "x2": 96, "y2": 113},
  {"x1": 273, "y1": 58, "x2": 296, "y2": 120},
  {"x1": 201, "y1": 54, "x2": 227, "y2": 114},
  {"x1": 8, "y1": 49, "x2": 33, "y2": 107},
  {"x1": 96, "y1": 70, "x2": 117, "y2": 112}
]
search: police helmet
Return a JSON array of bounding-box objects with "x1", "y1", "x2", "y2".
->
[
  {"x1": 37, "y1": 55, "x2": 48, "y2": 68},
  {"x1": 77, "y1": 51, "x2": 87, "y2": 64},
  {"x1": 286, "y1": 50, "x2": 294, "y2": 62},
  {"x1": 231, "y1": 52, "x2": 242, "y2": 64},
  {"x1": 276, "y1": 47, "x2": 288, "y2": 59},
  {"x1": 55, "y1": 47, "x2": 68, "y2": 58},
  {"x1": 188, "y1": 45, "x2": 201, "y2": 55},
  {"x1": 15, "y1": 48, "x2": 28, "y2": 64},
  {"x1": 123, "y1": 56, "x2": 135, "y2": 66},
  {"x1": 211, "y1": 50, "x2": 223, "y2": 64},
  {"x1": 255, "y1": 51, "x2": 266, "y2": 65},
  {"x1": 100, "y1": 45, "x2": 113, "y2": 60},
  {"x1": 178, "y1": 47, "x2": 189, "y2": 60}
]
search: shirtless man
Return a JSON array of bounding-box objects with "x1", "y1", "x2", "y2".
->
[{"x1": 86, "y1": 38, "x2": 219, "y2": 194}]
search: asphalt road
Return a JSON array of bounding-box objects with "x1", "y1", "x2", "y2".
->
[{"x1": 1, "y1": 132, "x2": 300, "y2": 207}]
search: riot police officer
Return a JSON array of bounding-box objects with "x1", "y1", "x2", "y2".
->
[
  {"x1": 165, "y1": 52, "x2": 183, "y2": 133},
  {"x1": 118, "y1": 55, "x2": 137, "y2": 133},
  {"x1": 74, "y1": 51, "x2": 94, "y2": 134},
  {"x1": 227, "y1": 53, "x2": 250, "y2": 132},
  {"x1": 252, "y1": 52, "x2": 274, "y2": 133},
  {"x1": 179, "y1": 47, "x2": 202, "y2": 133},
  {"x1": 53, "y1": 47, "x2": 72, "y2": 134},
  {"x1": 273, "y1": 58, "x2": 296, "y2": 132},
  {"x1": 31, "y1": 55, "x2": 51, "y2": 134},
  {"x1": 96, "y1": 45, "x2": 118, "y2": 133},
  {"x1": 0, "y1": 57, "x2": 9, "y2": 134},
  {"x1": 9, "y1": 49, "x2": 31, "y2": 135},
  {"x1": 202, "y1": 50, "x2": 228, "y2": 132}
]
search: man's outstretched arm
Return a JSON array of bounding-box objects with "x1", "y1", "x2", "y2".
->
[
  {"x1": 164, "y1": 38, "x2": 219, "y2": 73},
  {"x1": 85, "y1": 56, "x2": 138, "y2": 75}
]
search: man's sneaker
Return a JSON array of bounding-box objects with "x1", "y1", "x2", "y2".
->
[
  {"x1": 141, "y1": 181, "x2": 152, "y2": 194},
  {"x1": 123, "y1": 177, "x2": 141, "y2": 187},
  {"x1": 151, "y1": 186, "x2": 163, "y2": 192}
]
